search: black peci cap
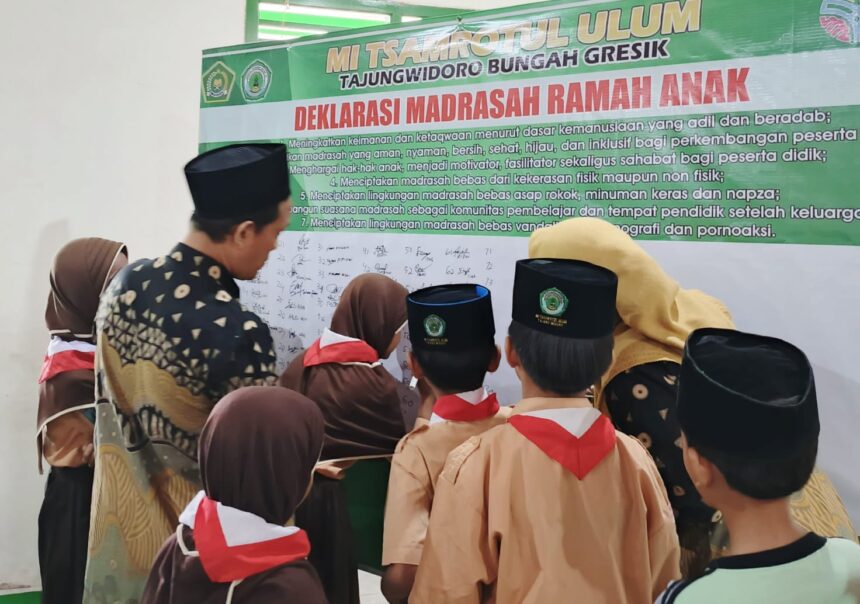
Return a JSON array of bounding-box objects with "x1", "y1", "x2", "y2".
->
[
  {"x1": 678, "y1": 328, "x2": 819, "y2": 459},
  {"x1": 512, "y1": 259, "x2": 617, "y2": 338},
  {"x1": 184, "y1": 143, "x2": 290, "y2": 220},
  {"x1": 407, "y1": 284, "x2": 495, "y2": 351}
]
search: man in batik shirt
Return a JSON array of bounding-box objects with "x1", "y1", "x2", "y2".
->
[{"x1": 84, "y1": 144, "x2": 292, "y2": 602}]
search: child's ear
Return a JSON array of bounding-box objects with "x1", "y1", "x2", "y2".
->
[
  {"x1": 486, "y1": 344, "x2": 502, "y2": 373},
  {"x1": 407, "y1": 351, "x2": 425, "y2": 380},
  {"x1": 682, "y1": 437, "x2": 715, "y2": 492},
  {"x1": 505, "y1": 336, "x2": 520, "y2": 369}
]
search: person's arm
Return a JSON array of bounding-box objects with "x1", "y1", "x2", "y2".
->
[
  {"x1": 382, "y1": 436, "x2": 433, "y2": 602},
  {"x1": 382, "y1": 564, "x2": 417, "y2": 604},
  {"x1": 219, "y1": 315, "x2": 278, "y2": 396},
  {"x1": 410, "y1": 439, "x2": 496, "y2": 604}
]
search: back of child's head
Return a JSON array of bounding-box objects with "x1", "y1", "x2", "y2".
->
[
  {"x1": 508, "y1": 323, "x2": 613, "y2": 395},
  {"x1": 678, "y1": 328, "x2": 819, "y2": 500},
  {"x1": 412, "y1": 342, "x2": 497, "y2": 392},
  {"x1": 509, "y1": 258, "x2": 618, "y2": 395},
  {"x1": 332, "y1": 273, "x2": 409, "y2": 357},
  {"x1": 407, "y1": 284, "x2": 496, "y2": 393},
  {"x1": 200, "y1": 386, "x2": 324, "y2": 525}
]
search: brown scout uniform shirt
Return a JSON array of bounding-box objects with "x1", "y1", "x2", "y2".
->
[
  {"x1": 383, "y1": 402, "x2": 509, "y2": 566},
  {"x1": 410, "y1": 397, "x2": 681, "y2": 604}
]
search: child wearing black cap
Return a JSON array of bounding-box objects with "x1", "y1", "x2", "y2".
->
[
  {"x1": 381, "y1": 284, "x2": 507, "y2": 604},
  {"x1": 410, "y1": 259, "x2": 680, "y2": 604},
  {"x1": 657, "y1": 328, "x2": 860, "y2": 604}
]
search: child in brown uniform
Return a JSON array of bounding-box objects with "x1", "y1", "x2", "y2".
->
[
  {"x1": 411, "y1": 259, "x2": 680, "y2": 604},
  {"x1": 382, "y1": 284, "x2": 507, "y2": 603}
]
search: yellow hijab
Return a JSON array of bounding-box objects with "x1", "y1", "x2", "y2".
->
[
  {"x1": 529, "y1": 217, "x2": 857, "y2": 542},
  {"x1": 528, "y1": 217, "x2": 734, "y2": 410}
]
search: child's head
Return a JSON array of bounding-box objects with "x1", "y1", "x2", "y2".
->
[
  {"x1": 407, "y1": 284, "x2": 498, "y2": 394},
  {"x1": 677, "y1": 328, "x2": 819, "y2": 508},
  {"x1": 507, "y1": 324, "x2": 613, "y2": 396},
  {"x1": 200, "y1": 386, "x2": 325, "y2": 525},
  {"x1": 332, "y1": 273, "x2": 409, "y2": 359},
  {"x1": 47, "y1": 237, "x2": 128, "y2": 337},
  {"x1": 506, "y1": 259, "x2": 618, "y2": 396}
]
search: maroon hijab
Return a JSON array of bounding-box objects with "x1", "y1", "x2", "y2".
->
[
  {"x1": 45, "y1": 237, "x2": 127, "y2": 340},
  {"x1": 142, "y1": 387, "x2": 328, "y2": 604},
  {"x1": 329, "y1": 273, "x2": 409, "y2": 357},
  {"x1": 280, "y1": 273, "x2": 408, "y2": 459},
  {"x1": 199, "y1": 386, "x2": 324, "y2": 525}
]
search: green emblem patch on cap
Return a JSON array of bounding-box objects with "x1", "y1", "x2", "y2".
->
[
  {"x1": 539, "y1": 288, "x2": 569, "y2": 317},
  {"x1": 424, "y1": 314, "x2": 446, "y2": 338}
]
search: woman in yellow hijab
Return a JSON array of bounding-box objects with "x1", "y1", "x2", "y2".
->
[{"x1": 530, "y1": 217, "x2": 856, "y2": 575}]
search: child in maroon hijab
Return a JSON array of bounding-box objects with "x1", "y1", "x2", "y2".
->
[
  {"x1": 280, "y1": 273, "x2": 409, "y2": 460},
  {"x1": 142, "y1": 386, "x2": 327, "y2": 604},
  {"x1": 279, "y1": 273, "x2": 409, "y2": 604},
  {"x1": 38, "y1": 237, "x2": 127, "y2": 604}
]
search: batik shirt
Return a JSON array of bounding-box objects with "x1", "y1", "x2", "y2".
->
[{"x1": 84, "y1": 243, "x2": 277, "y2": 603}]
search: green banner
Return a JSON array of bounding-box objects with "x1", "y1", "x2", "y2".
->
[{"x1": 201, "y1": 0, "x2": 860, "y2": 245}]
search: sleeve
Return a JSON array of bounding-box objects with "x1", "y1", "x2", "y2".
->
[
  {"x1": 383, "y1": 437, "x2": 434, "y2": 566},
  {"x1": 410, "y1": 439, "x2": 496, "y2": 604},
  {"x1": 217, "y1": 314, "x2": 278, "y2": 398}
]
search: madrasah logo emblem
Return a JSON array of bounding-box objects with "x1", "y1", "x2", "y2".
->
[
  {"x1": 242, "y1": 60, "x2": 272, "y2": 102},
  {"x1": 820, "y1": 0, "x2": 860, "y2": 44},
  {"x1": 539, "y1": 288, "x2": 569, "y2": 317},
  {"x1": 424, "y1": 314, "x2": 446, "y2": 338},
  {"x1": 202, "y1": 61, "x2": 236, "y2": 104}
]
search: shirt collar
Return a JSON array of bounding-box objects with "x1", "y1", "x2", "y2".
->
[
  {"x1": 171, "y1": 243, "x2": 240, "y2": 299},
  {"x1": 510, "y1": 397, "x2": 594, "y2": 415},
  {"x1": 453, "y1": 387, "x2": 489, "y2": 405},
  {"x1": 429, "y1": 388, "x2": 498, "y2": 425},
  {"x1": 320, "y1": 328, "x2": 363, "y2": 348},
  {"x1": 710, "y1": 532, "x2": 826, "y2": 570}
]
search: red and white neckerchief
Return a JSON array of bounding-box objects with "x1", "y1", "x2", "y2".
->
[
  {"x1": 430, "y1": 388, "x2": 500, "y2": 425},
  {"x1": 508, "y1": 406, "x2": 616, "y2": 480},
  {"x1": 178, "y1": 491, "x2": 311, "y2": 584},
  {"x1": 303, "y1": 328, "x2": 380, "y2": 368},
  {"x1": 38, "y1": 338, "x2": 96, "y2": 384}
]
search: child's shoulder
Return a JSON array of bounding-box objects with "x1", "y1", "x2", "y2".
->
[
  {"x1": 437, "y1": 422, "x2": 512, "y2": 485},
  {"x1": 824, "y1": 535, "x2": 860, "y2": 563},
  {"x1": 394, "y1": 423, "x2": 432, "y2": 455},
  {"x1": 614, "y1": 428, "x2": 655, "y2": 460},
  {"x1": 394, "y1": 422, "x2": 462, "y2": 460},
  {"x1": 439, "y1": 436, "x2": 483, "y2": 485}
]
